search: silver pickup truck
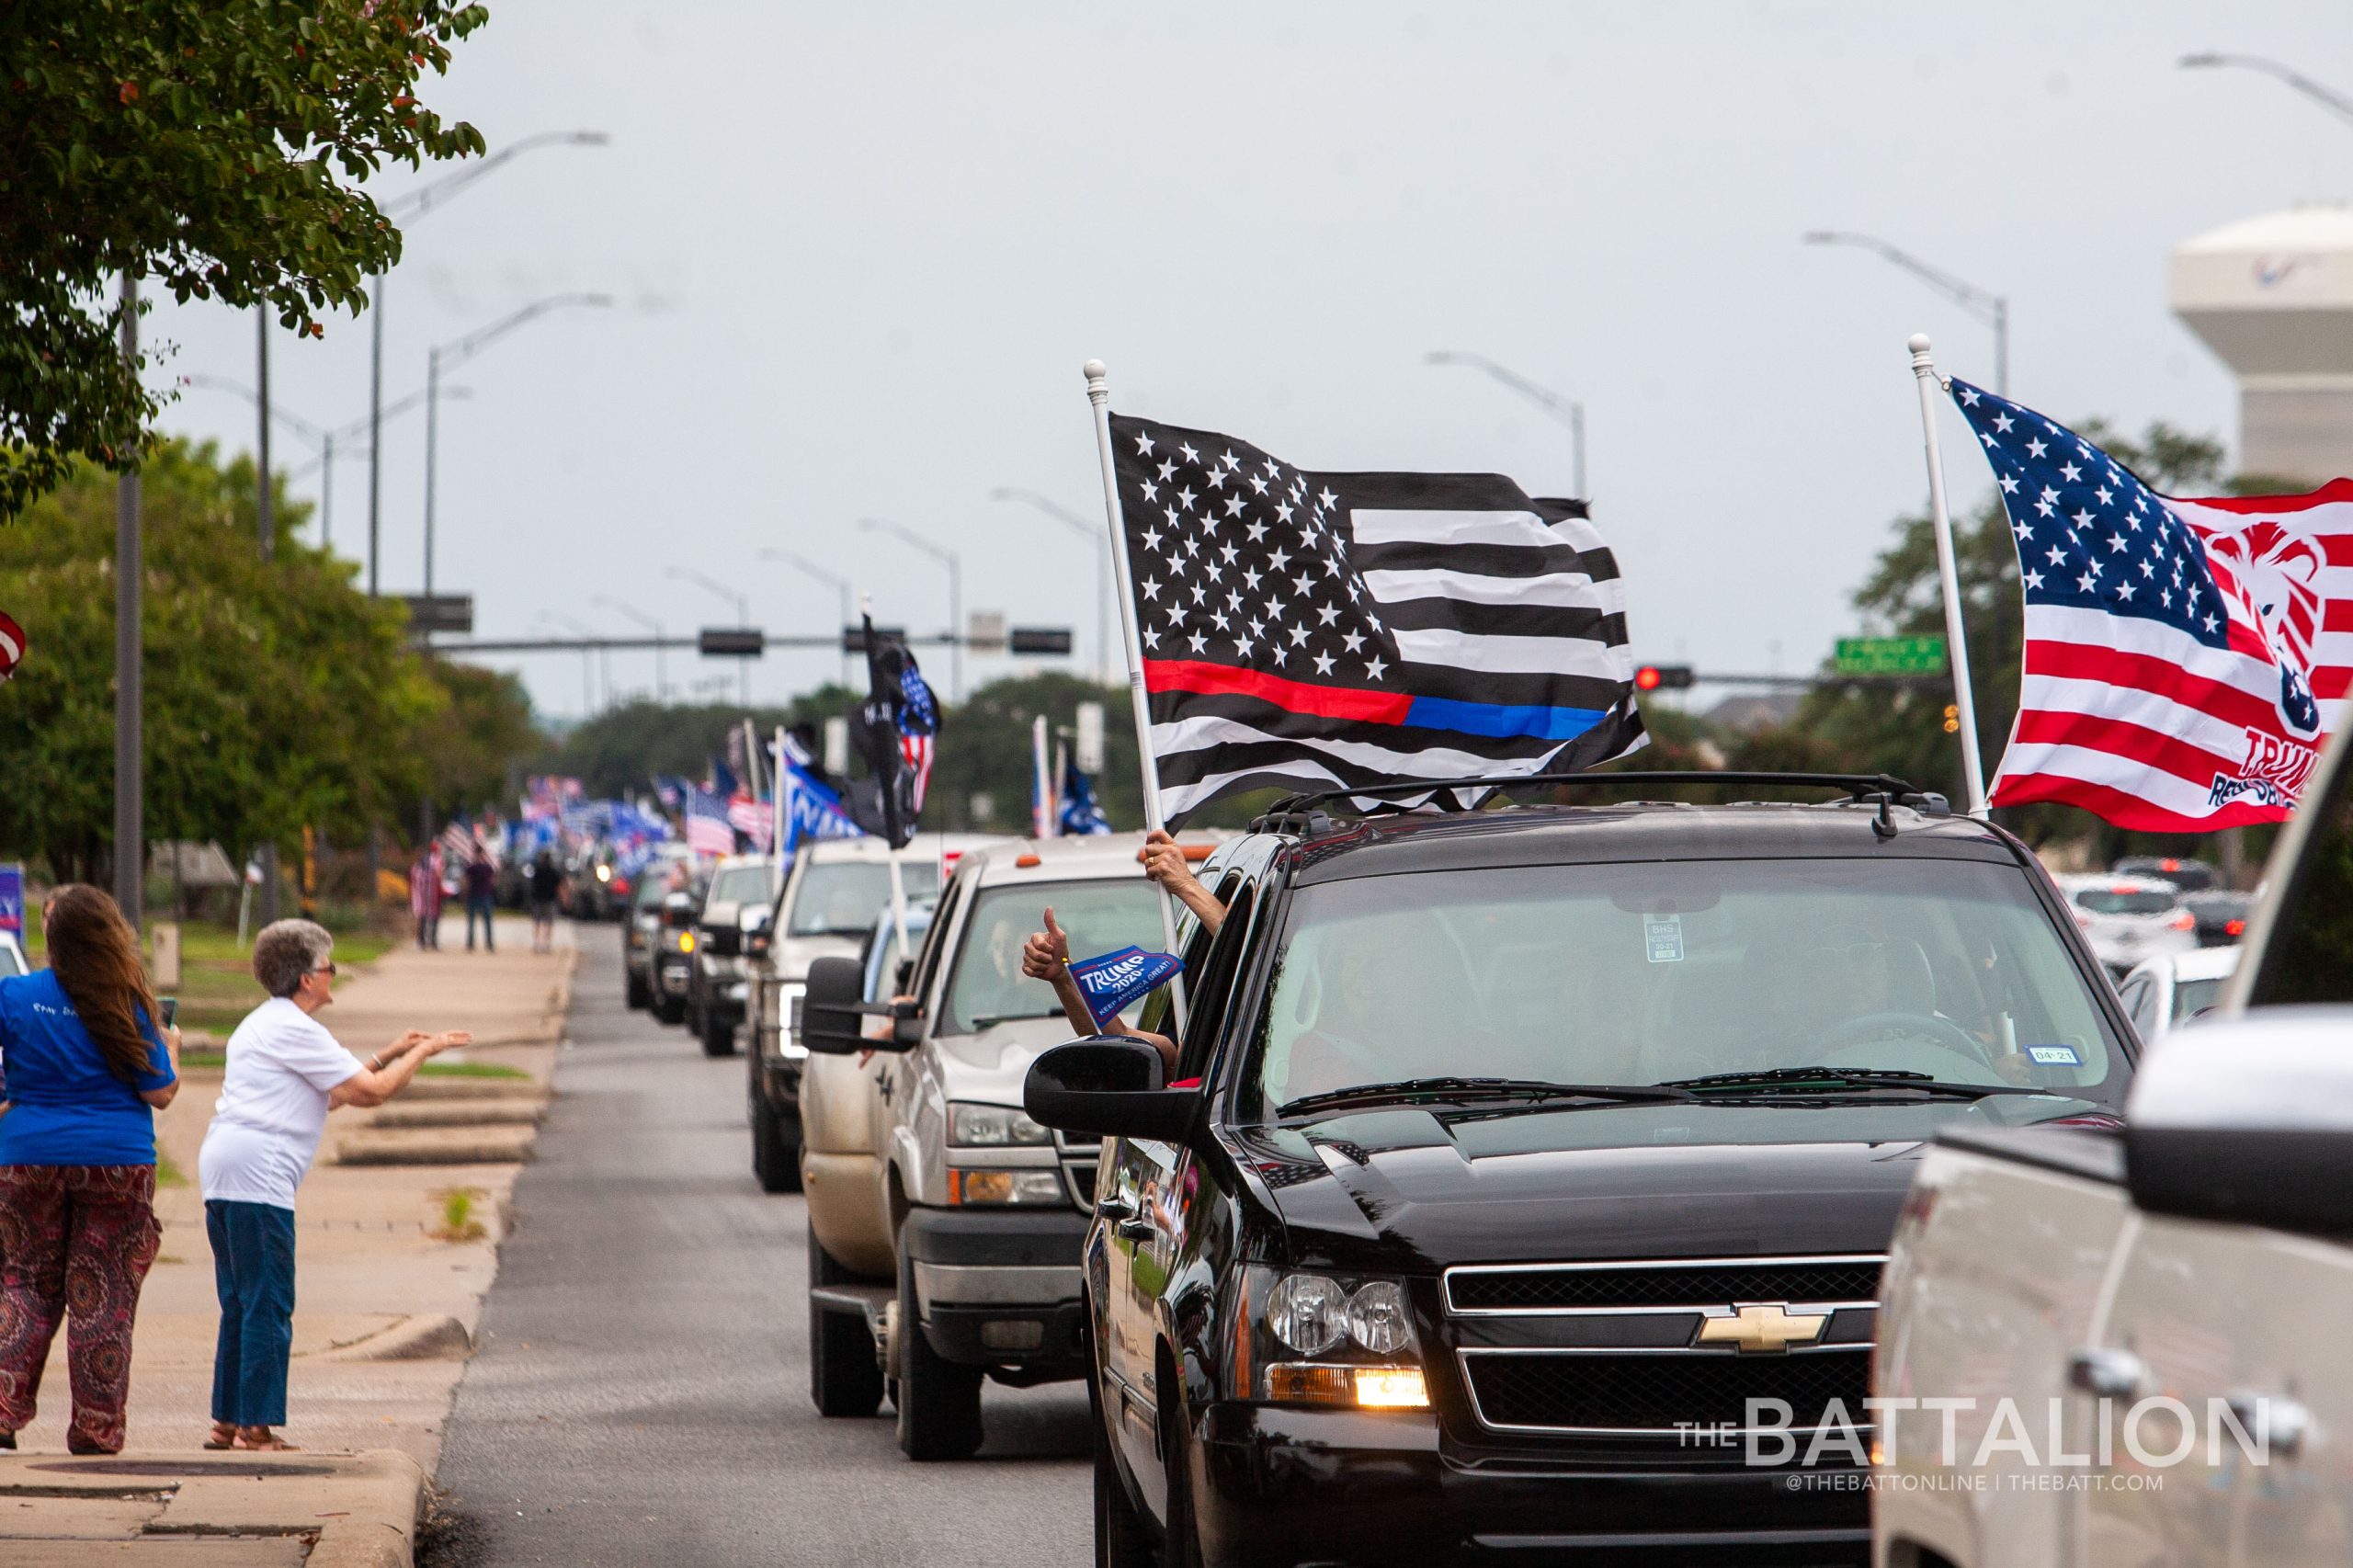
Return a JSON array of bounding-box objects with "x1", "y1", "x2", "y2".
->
[{"x1": 1874, "y1": 724, "x2": 2353, "y2": 1568}]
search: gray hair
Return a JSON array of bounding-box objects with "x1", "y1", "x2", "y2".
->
[{"x1": 253, "y1": 919, "x2": 335, "y2": 998}]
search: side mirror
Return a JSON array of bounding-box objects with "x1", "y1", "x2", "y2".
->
[
  {"x1": 661, "y1": 892, "x2": 697, "y2": 929},
  {"x1": 2125, "y1": 1008, "x2": 2353, "y2": 1239},
  {"x1": 1025, "y1": 1038, "x2": 1199, "y2": 1144},
  {"x1": 799, "y1": 956, "x2": 871, "y2": 1056}
]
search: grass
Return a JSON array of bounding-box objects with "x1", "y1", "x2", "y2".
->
[
  {"x1": 177, "y1": 1051, "x2": 529, "y2": 1079},
  {"x1": 430, "y1": 1187, "x2": 487, "y2": 1244},
  {"x1": 18, "y1": 916, "x2": 395, "y2": 1038},
  {"x1": 154, "y1": 1148, "x2": 188, "y2": 1188}
]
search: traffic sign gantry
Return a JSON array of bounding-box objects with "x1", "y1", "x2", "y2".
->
[
  {"x1": 1009, "y1": 627, "x2": 1074, "y2": 655},
  {"x1": 698, "y1": 628, "x2": 766, "y2": 657},
  {"x1": 1834, "y1": 636, "x2": 1948, "y2": 675}
]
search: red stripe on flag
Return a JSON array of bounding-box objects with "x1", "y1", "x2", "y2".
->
[
  {"x1": 2023, "y1": 642, "x2": 2279, "y2": 733},
  {"x1": 2172, "y1": 478, "x2": 2353, "y2": 516},
  {"x1": 2009, "y1": 710, "x2": 2237, "y2": 791},
  {"x1": 1992, "y1": 772, "x2": 2290, "y2": 833},
  {"x1": 1142, "y1": 659, "x2": 1413, "y2": 723}
]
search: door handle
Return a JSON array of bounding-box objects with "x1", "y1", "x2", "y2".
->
[
  {"x1": 2227, "y1": 1391, "x2": 2311, "y2": 1460},
  {"x1": 2068, "y1": 1346, "x2": 2148, "y2": 1401},
  {"x1": 1097, "y1": 1194, "x2": 1138, "y2": 1222}
]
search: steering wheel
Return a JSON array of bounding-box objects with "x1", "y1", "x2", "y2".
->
[{"x1": 1823, "y1": 1010, "x2": 1999, "y2": 1072}]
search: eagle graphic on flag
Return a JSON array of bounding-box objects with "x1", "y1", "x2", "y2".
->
[{"x1": 1949, "y1": 379, "x2": 2353, "y2": 830}]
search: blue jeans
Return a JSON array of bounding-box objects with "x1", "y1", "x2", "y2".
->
[
  {"x1": 207, "y1": 1199, "x2": 295, "y2": 1427},
  {"x1": 466, "y1": 894, "x2": 495, "y2": 950}
]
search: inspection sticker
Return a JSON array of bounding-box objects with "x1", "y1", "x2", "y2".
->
[
  {"x1": 2026, "y1": 1045, "x2": 2081, "y2": 1066},
  {"x1": 1643, "y1": 914, "x2": 1685, "y2": 964}
]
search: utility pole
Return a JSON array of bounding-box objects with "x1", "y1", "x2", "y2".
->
[
  {"x1": 114, "y1": 274, "x2": 142, "y2": 930},
  {"x1": 255, "y1": 316, "x2": 280, "y2": 923},
  {"x1": 368, "y1": 278, "x2": 383, "y2": 597}
]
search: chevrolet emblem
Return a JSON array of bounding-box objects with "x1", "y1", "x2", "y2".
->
[{"x1": 1697, "y1": 1303, "x2": 1827, "y2": 1353}]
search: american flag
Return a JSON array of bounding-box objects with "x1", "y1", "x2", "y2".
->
[
  {"x1": 898, "y1": 658, "x2": 938, "y2": 813},
  {"x1": 1950, "y1": 379, "x2": 2353, "y2": 829},
  {"x1": 682, "y1": 782, "x2": 736, "y2": 857},
  {"x1": 439, "y1": 820, "x2": 482, "y2": 868},
  {"x1": 1108, "y1": 415, "x2": 1645, "y2": 824}
]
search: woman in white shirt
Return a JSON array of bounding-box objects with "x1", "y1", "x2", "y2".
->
[{"x1": 197, "y1": 920, "x2": 472, "y2": 1451}]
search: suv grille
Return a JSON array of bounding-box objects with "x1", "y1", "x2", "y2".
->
[
  {"x1": 1448, "y1": 1258, "x2": 1881, "y2": 1314},
  {"x1": 1463, "y1": 1348, "x2": 1870, "y2": 1434}
]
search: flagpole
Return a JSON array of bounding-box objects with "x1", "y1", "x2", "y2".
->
[
  {"x1": 1908, "y1": 334, "x2": 1992, "y2": 819},
  {"x1": 772, "y1": 724, "x2": 787, "y2": 896},
  {"x1": 1031, "y1": 714, "x2": 1052, "y2": 839},
  {"x1": 1084, "y1": 358, "x2": 1187, "y2": 1028}
]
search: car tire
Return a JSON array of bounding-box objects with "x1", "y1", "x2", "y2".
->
[
  {"x1": 1090, "y1": 1321, "x2": 1154, "y2": 1568},
  {"x1": 894, "y1": 1246, "x2": 983, "y2": 1460},
  {"x1": 752, "y1": 1088, "x2": 802, "y2": 1194},
  {"x1": 624, "y1": 969, "x2": 651, "y2": 1010},
  {"x1": 654, "y1": 994, "x2": 684, "y2": 1027},
  {"x1": 701, "y1": 1010, "x2": 737, "y2": 1058},
  {"x1": 809, "y1": 1221, "x2": 884, "y2": 1418}
]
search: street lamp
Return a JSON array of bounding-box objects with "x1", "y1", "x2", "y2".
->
[
  {"x1": 1424, "y1": 351, "x2": 1587, "y2": 498},
  {"x1": 366, "y1": 130, "x2": 609, "y2": 597},
  {"x1": 669, "y1": 565, "x2": 752, "y2": 707},
  {"x1": 1802, "y1": 231, "x2": 2009, "y2": 396},
  {"x1": 759, "y1": 548, "x2": 853, "y2": 689},
  {"x1": 859, "y1": 517, "x2": 962, "y2": 701},
  {"x1": 594, "y1": 594, "x2": 666, "y2": 702},
  {"x1": 424, "y1": 293, "x2": 613, "y2": 597},
  {"x1": 992, "y1": 487, "x2": 1109, "y2": 687},
  {"x1": 2179, "y1": 52, "x2": 2353, "y2": 129},
  {"x1": 536, "y1": 612, "x2": 605, "y2": 717}
]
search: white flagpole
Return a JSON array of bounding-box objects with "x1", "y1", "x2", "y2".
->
[
  {"x1": 1084, "y1": 359, "x2": 1188, "y2": 1027},
  {"x1": 1031, "y1": 713, "x2": 1054, "y2": 839},
  {"x1": 1908, "y1": 334, "x2": 1992, "y2": 819},
  {"x1": 771, "y1": 724, "x2": 788, "y2": 896}
]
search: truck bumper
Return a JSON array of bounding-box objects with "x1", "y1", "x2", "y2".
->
[
  {"x1": 901, "y1": 1206, "x2": 1090, "y2": 1377},
  {"x1": 1190, "y1": 1403, "x2": 1870, "y2": 1567}
]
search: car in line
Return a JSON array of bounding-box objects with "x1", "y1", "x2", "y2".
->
[
  {"x1": 2180, "y1": 885, "x2": 2253, "y2": 946},
  {"x1": 684, "y1": 854, "x2": 782, "y2": 1058},
  {"x1": 1872, "y1": 722, "x2": 2353, "y2": 1568},
  {"x1": 797, "y1": 833, "x2": 1186, "y2": 1460},
  {"x1": 2114, "y1": 944, "x2": 2238, "y2": 1042},
  {"x1": 651, "y1": 869, "x2": 709, "y2": 1028},
  {"x1": 2052, "y1": 870, "x2": 2198, "y2": 976},
  {"x1": 1017, "y1": 773, "x2": 2137, "y2": 1567},
  {"x1": 2110, "y1": 853, "x2": 2217, "y2": 892},
  {"x1": 744, "y1": 833, "x2": 1003, "y2": 1194},
  {"x1": 621, "y1": 846, "x2": 696, "y2": 1011}
]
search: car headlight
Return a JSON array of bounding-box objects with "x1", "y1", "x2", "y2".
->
[
  {"x1": 1247, "y1": 1268, "x2": 1428, "y2": 1408},
  {"x1": 778, "y1": 982, "x2": 808, "y2": 1058},
  {"x1": 947, "y1": 1168, "x2": 1066, "y2": 1205},
  {"x1": 677, "y1": 930, "x2": 698, "y2": 954},
  {"x1": 1266, "y1": 1274, "x2": 1349, "y2": 1355},
  {"x1": 949, "y1": 1102, "x2": 1053, "y2": 1147}
]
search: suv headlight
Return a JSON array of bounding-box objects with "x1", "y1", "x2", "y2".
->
[
  {"x1": 1245, "y1": 1267, "x2": 1428, "y2": 1409},
  {"x1": 948, "y1": 1102, "x2": 1052, "y2": 1147},
  {"x1": 946, "y1": 1169, "x2": 1067, "y2": 1205}
]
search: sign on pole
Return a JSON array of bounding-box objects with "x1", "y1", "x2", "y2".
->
[
  {"x1": 1833, "y1": 636, "x2": 1949, "y2": 676},
  {"x1": 1074, "y1": 702, "x2": 1106, "y2": 776}
]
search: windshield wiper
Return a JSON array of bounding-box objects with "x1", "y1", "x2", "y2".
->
[
  {"x1": 967, "y1": 1012, "x2": 1063, "y2": 1030},
  {"x1": 1661, "y1": 1066, "x2": 2047, "y2": 1099},
  {"x1": 1279, "y1": 1076, "x2": 1695, "y2": 1118}
]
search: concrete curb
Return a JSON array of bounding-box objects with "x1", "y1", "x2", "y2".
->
[
  {"x1": 322, "y1": 1313, "x2": 474, "y2": 1363},
  {"x1": 332, "y1": 1126, "x2": 535, "y2": 1166},
  {"x1": 0, "y1": 1449, "x2": 426, "y2": 1567}
]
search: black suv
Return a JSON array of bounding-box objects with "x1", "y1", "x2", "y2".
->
[{"x1": 1024, "y1": 775, "x2": 2138, "y2": 1568}]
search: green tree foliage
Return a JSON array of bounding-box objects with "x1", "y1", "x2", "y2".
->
[
  {"x1": 0, "y1": 0, "x2": 489, "y2": 519},
  {"x1": 0, "y1": 441, "x2": 444, "y2": 880},
  {"x1": 540, "y1": 688, "x2": 860, "y2": 801},
  {"x1": 415, "y1": 659, "x2": 538, "y2": 824}
]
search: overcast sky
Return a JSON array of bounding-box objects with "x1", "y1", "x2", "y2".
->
[{"x1": 146, "y1": 1, "x2": 2351, "y2": 721}]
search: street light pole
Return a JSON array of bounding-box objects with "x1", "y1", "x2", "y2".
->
[
  {"x1": 539, "y1": 614, "x2": 604, "y2": 716},
  {"x1": 594, "y1": 595, "x2": 666, "y2": 701},
  {"x1": 991, "y1": 487, "x2": 1109, "y2": 687},
  {"x1": 669, "y1": 565, "x2": 752, "y2": 707},
  {"x1": 254, "y1": 319, "x2": 280, "y2": 920},
  {"x1": 2179, "y1": 52, "x2": 2353, "y2": 129},
  {"x1": 115, "y1": 272, "x2": 142, "y2": 930},
  {"x1": 364, "y1": 130, "x2": 608, "y2": 598},
  {"x1": 1802, "y1": 231, "x2": 2010, "y2": 397},
  {"x1": 1424, "y1": 351, "x2": 1588, "y2": 497},
  {"x1": 859, "y1": 517, "x2": 961, "y2": 701},
  {"x1": 422, "y1": 293, "x2": 613, "y2": 601},
  {"x1": 758, "y1": 549, "x2": 853, "y2": 689}
]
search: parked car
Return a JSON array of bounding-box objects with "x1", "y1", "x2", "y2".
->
[
  {"x1": 2114, "y1": 944, "x2": 2238, "y2": 1042},
  {"x1": 684, "y1": 854, "x2": 781, "y2": 1058},
  {"x1": 0, "y1": 930, "x2": 24, "y2": 977},
  {"x1": 2110, "y1": 853, "x2": 2218, "y2": 892},
  {"x1": 743, "y1": 834, "x2": 1005, "y2": 1194},
  {"x1": 2052, "y1": 871, "x2": 2198, "y2": 976},
  {"x1": 2180, "y1": 886, "x2": 2253, "y2": 946},
  {"x1": 1873, "y1": 720, "x2": 2353, "y2": 1568},
  {"x1": 1014, "y1": 775, "x2": 2135, "y2": 1566},
  {"x1": 796, "y1": 833, "x2": 1189, "y2": 1460},
  {"x1": 622, "y1": 854, "x2": 693, "y2": 1011}
]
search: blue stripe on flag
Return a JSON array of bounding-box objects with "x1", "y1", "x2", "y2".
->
[{"x1": 1402, "y1": 696, "x2": 1605, "y2": 741}]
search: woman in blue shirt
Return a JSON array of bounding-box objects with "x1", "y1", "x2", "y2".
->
[{"x1": 0, "y1": 884, "x2": 179, "y2": 1454}]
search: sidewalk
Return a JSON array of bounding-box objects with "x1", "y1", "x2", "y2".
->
[{"x1": 0, "y1": 915, "x2": 578, "y2": 1566}]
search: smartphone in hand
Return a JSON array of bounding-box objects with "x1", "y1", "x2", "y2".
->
[{"x1": 160, "y1": 996, "x2": 178, "y2": 1028}]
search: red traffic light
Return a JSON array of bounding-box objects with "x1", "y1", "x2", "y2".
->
[
  {"x1": 1634, "y1": 665, "x2": 1694, "y2": 691},
  {"x1": 1635, "y1": 666, "x2": 1662, "y2": 691}
]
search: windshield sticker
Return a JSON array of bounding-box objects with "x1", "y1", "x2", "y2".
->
[
  {"x1": 1643, "y1": 914, "x2": 1685, "y2": 964},
  {"x1": 2025, "y1": 1044, "x2": 2081, "y2": 1066}
]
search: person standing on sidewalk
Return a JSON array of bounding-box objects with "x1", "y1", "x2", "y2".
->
[
  {"x1": 197, "y1": 919, "x2": 471, "y2": 1451},
  {"x1": 463, "y1": 842, "x2": 497, "y2": 953},
  {"x1": 0, "y1": 885, "x2": 180, "y2": 1455},
  {"x1": 408, "y1": 845, "x2": 442, "y2": 951},
  {"x1": 528, "y1": 851, "x2": 563, "y2": 954}
]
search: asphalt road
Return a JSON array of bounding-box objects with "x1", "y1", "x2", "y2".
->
[{"x1": 426, "y1": 937, "x2": 1093, "y2": 1567}]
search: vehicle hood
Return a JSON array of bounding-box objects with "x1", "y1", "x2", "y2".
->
[
  {"x1": 930, "y1": 1016, "x2": 1086, "y2": 1107},
  {"x1": 1233, "y1": 1097, "x2": 2090, "y2": 1269},
  {"x1": 771, "y1": 932, "x2": 860, "y2": 982}
]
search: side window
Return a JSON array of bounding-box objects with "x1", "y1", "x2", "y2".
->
[
  {"x1": 2115, "y1": 976, "x2": 2154, "y2": 1040},
  {"x1": 1176, "y1": 882, "x2": 1261, "y2": 1079},
  {"x1": 1134, "y1": 869, "x2": 1238, "y2": 1042},
  {"x1": 2246, "y1": 733, "x2": 2353, "y2": 1006},
  {"x1": 911, "y1": 876, "x2": 965, "y2": 1007}
]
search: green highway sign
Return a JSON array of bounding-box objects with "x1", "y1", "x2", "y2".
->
[{"x1": 1833, "y1": 636, "x2": 1948, "y2": 675}]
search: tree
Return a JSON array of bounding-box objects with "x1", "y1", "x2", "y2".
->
[
  {"x1": 0, "y1": 0, "x2": 488, "y2": 520},
  {"x1": 0, "y1": 441, "x2": 442, "y2": 880},
  {"x1": 415, "y1": 659, "x2": 540, "y2": 824}
]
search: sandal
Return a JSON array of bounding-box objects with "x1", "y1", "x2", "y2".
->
[
  {"x1": 203, "y1": 1422, "x2": 237, "y2": 1450},
  {"x1": 233, "y1": 1427, "x2": 300, "y2": 1451}
]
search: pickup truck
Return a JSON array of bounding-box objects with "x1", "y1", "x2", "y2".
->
[
  {"x1": 1874, "y1": 721, "x2": 2353, "y2": 1568},
  {"x1": 797, "y1": 833, "x2": 1184, "y2": 1460}
]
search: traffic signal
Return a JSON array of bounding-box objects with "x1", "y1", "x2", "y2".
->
[
  {"x1": 1008, "y1": 627, "x2": 1074, "y2": 655},
  {"x1": 1941, "y1": 704, "x2": 1961, "y2": 733},
  {"x1": 698, "y1": 628, "x2": 765, "y2": 657},
  {"x1": 1633, "y1": 665, "x2": 1695, "y2": 692}
]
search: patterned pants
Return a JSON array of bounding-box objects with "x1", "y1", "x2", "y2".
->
[{"x1": 0, "y1": 1165, "x2": 162, "y2": 1453}]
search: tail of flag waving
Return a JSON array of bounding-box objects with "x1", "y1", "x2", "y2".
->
[
  {"x1": 683, "y1": 782, "x2": 737, "y2": 857},
  {"x1": 1949, "y1": 378, "x2": 2353, "y2": 829},
  {"x1": 1108, "y1": 415, "x2": 1645, "y2": 824}
]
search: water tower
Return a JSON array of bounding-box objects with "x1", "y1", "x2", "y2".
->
[{"x1": 2170, "y1": 202, "x2": 2353, "y2": 485}]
